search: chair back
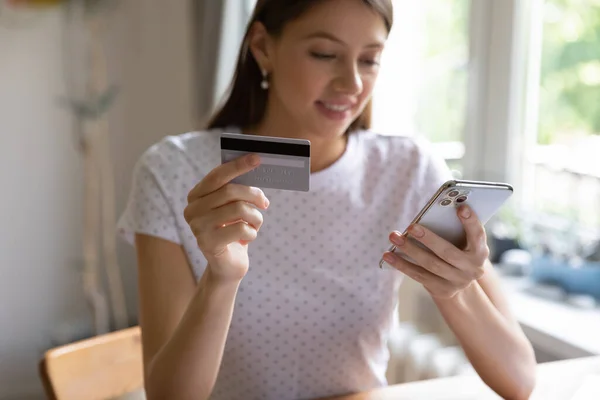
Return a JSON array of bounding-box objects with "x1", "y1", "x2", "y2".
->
[{"x1": 39, "y1": 326, "x2": 144, "y2": 400}]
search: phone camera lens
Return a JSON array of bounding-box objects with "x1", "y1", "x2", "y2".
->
[
  {"x1": 448, "y1": 190, "x2": 460, "y2": 197},
  {"x1": 456, "y1": 195, "x2": 468, "y2": 203},
  {"x1": 440, "y1": 199, "x2": 452, "y2": 206}
]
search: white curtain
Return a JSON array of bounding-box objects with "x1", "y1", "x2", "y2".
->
[{"x1": 192, "y1": 0, "x2": 253, "y2": 123}]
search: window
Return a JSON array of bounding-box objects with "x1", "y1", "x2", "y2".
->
[
  {"x1": 245, "y1": 0, "x2": 257, "y2": 14},
  {"x1": 245, "y1": 0, "x2": 471, "y2": 172},
  {"x1": 244, "y1": 1, "x2": 599, "y2": 229},
  {"x1": 521, "y1": 0, "x2": 600, "y2": 229},
  {"x1": 373, "y1": 0, "x2": 599, "y2": 230},
  {"x1": 372, "y1": 0, "x2": 470, "y2": 173}
]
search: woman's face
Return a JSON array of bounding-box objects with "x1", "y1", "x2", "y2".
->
[{"x1": 253, "y1": 0, "x2": 388, "y2": 139}]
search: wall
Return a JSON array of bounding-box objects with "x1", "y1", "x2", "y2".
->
[{"x1": 0, "y1": 1, "x2": 194, "y2": 398}]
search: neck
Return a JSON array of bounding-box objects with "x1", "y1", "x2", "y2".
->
[{"x1": 245, "y1": 101, "x2": 348, "y2": 173}]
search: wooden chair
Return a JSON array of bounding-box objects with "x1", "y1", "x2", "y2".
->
[{"x1": 39, "y1": 326, "x2": 145, "y2": 400}]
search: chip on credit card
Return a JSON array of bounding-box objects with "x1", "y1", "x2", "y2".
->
[{"x1": 220, "y1": 132, "x2": 311, "y2": 192}]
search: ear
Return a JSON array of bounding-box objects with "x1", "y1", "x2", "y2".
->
[{"x1": 247, "y1": 21, "x2": 274, "y2": 73}]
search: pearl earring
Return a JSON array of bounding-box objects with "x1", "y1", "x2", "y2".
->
[{"x1": 261, "y1": 69, "x2": 269, "y2": 90}]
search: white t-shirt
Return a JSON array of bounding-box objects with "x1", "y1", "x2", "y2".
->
[{"x1": 117, "y1": 128, "x2": 452, "y2": 400}]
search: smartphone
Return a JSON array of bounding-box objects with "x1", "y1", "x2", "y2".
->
[{"x1": 379, "y1": 179, "x2": 513, "y2": 268}]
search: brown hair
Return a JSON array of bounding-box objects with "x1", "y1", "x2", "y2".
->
[{"x1": 205, "y1": 0, "x2": 393, "y2": 133}]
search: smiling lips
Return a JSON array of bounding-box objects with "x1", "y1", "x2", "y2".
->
[
  {"x1": 321, "y1": 102, "x2": 352, "y2": 112},
  {"x1": 316, "y1": 100, "x2": 356, "y2": 120}
]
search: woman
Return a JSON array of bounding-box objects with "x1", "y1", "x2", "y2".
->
[{"x1": 118, "y1": 0, "x2": 537, "y2": 399}]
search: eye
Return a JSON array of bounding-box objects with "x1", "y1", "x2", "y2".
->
[
  {"x1": 360, "y1": 58, "x2": 380, "y2": 67},
  {"x1": 310, "y1": 51, "x2": 336, "y2": 60}
]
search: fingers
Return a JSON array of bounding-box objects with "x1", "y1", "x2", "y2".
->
[
  {"x1": 210, "y1": 223, "x2": 259, "y2": 254},
  {"x1": 383, "y1": 251, "x2": 467, "y2": 299},
  {"x1": 206, "y1": 183, "x2": 269, "y2": 210},
  {"x1": 184, "y1": 184, "x2": 269, "y2": 225},
  {"x1": 188, "y1": 200, "x2": 264, "y2": 236},
  {"x1": 385, "y1": 206, "x2": 491, "y2": 297},
  {"x1": 396, "y1": 207, "x2": 488, "y2": 281},
  {"x1": 457, "y1": 205, "x2": 490, "y2": 267},
  {"x1": 404, "y1": 224, "x2": 464, "y2": 266},
  {"x1": 383, "y1": 251, "x2": 451, "y2": 292},
  {"x1": 187, "y1": 154, "x2": 261, "y2": 201},
  {"x1": 457, "y1": 205, "x2": 486, "y2": 249},
  {"x1": 189, "y1": 202, "x2": 262, "y2": 251},
  {"x1": 183, "y1": 157, "x2": 270, "y2": 259},
  {"x1": 389, "y1": 233, "x2": 464, "y2": 283},
  {"x1": 181, "y1": 155, "x2": 269, "y2": 263},
  {"x1": 208, "y1": 201, "x2": 265, "y2": 231}
]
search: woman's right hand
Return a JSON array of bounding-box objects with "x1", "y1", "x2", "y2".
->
[{"x1": 184, "y1": 154, "x2": 269, "y2": 283}]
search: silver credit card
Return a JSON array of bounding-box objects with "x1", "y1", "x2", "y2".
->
[{"x1": 220, "y1": 132, "x2": 311, "y2": 192}]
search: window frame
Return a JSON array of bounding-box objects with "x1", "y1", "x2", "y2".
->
[
  {"x1": 243, "y1": 0, "x2": 558, "y2": 207},
  {"x1": 463, "y1": 0, "x2": 532, "y2": 187}
]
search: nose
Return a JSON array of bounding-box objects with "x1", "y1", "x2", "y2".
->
[{"x1": 333, "y1": 62, "x2": 363, "y2": 95}]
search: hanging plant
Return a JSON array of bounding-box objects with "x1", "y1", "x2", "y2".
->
[{"x1": 61, "y1": 0, "x2": 128, "y2": 336}]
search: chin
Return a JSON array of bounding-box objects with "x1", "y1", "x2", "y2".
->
[
  {"x1": 307, "y1": 123, "x2": 350, "y2": 140},
  {"x1": 306, "y1": 115, "x2": 359, "y2": 139}
]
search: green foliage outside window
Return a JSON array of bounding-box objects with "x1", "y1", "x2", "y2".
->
[
  {"x1": 538, "y1": 0, "x2": 600, "y2": 144},
  {"x1": 415, "y1": 0, "x2": 470, "y2": 144}
]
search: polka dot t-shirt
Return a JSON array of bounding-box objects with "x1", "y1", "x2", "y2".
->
[{"x1": 117, "y1": 128, "x2": 452, "y2": 400}]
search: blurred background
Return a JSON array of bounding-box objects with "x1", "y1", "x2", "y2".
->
[{"x1": 1, "y1": 0, "x2": 599, "y2": 399}]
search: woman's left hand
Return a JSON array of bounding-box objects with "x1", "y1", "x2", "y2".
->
[{"x1": 383, "y1": 205, "x2": 490, "y2": 299}]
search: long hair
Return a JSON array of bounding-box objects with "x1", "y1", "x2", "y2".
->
[{"x1": 205, "y1": 0, "x2": 393, "y2": 133}]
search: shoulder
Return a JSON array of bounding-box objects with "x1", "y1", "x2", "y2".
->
[
  {"x1": 355, "y1": 129, "x2": 453, "y2": 193},
  {"x1": 135, "y1": 129, "x2": 223, "y2": 179},
  {"x1": 354, "y1": 129, "x2": 442, "y2": 167}
]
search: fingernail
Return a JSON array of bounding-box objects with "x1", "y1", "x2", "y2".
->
[
  {"x1": 460, "y1": 206, "x2": 471, "y2": 219},
  {"x1": 391, "y1": 233, "x2": 404, "y2": 246},
  {"x1": 410, "y1": 224, "x2": 424, "y2": 238},
  {"x1": 264, "y1": 197, "x2": 270, "y2": 208},
  {"x1": 383, "y1": 253, "x2": 396, "y2": 264},
  {"x1": 248, "y1": 154, "x2": 260, "y2": 166}
]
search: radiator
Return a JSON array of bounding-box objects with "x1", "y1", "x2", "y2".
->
[{"x1": 386, "y1": 279, "x2": 475, "y2": 384}]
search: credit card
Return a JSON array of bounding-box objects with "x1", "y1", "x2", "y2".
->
[{"x1": 220, "y1": 132, "x2": 311, "y2": 192}]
